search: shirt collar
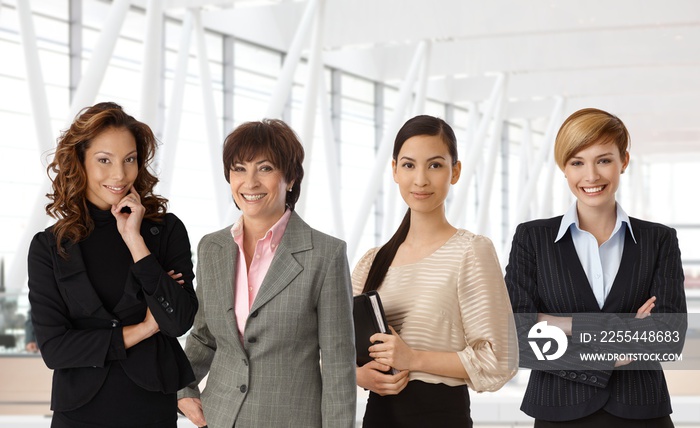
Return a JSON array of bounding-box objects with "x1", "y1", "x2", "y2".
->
[
  {"x1": 555, "y1": 202, "x2": 636, "y2": 243},
  {"x1": 230, "y1": 209, "x2": 293, "y2": 248}
]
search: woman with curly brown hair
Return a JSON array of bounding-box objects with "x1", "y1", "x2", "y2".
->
[{"x1": 28, "y1": 102, "x2": 198, "y2": 428}]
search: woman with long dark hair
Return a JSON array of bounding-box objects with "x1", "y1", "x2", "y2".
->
[
  {"x1": 28, "y1": 102, "x2": 197, "y2": 427},
  {"x1": 352, "y1": 115, "x2": 517, "y2": 427}
]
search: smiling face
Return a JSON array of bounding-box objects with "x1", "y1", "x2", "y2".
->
[
  {"x1": 84, "y1": 127, "x2": 138, "y2": 210},
  {"x1": 392, "y1": 134, "x2": 461, "y2": 215},
  {"x1": 229, "y1": 156, "x2": 291, "y2": 226},
  {"x1": 563, "y1": 141, "x2": 629, "y2": 213}
]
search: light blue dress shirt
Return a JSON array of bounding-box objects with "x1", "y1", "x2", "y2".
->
[{"x1": 555, "y1": 203, "x2": 637, "y2": 309}]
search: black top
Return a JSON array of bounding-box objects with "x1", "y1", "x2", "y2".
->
[
  {"x1": 81, "y1": 204, "x2": 132, "y2": 311},
  {"x1": 28, "y1": 204, "x2": 198, "y2": 427}
]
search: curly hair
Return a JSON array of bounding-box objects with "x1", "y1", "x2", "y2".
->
[{"x1": 46, "y1": 102, "x2": 168, "y2": 257}]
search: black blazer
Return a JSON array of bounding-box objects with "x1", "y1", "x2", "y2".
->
[
  {"x1": 28, "y1": 213, "x2": 198, "y2": 411},
  {"x1": 505, "y1": 216, "x2": 686, "y2": 421}
]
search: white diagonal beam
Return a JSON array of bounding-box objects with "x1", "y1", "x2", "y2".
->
[
  {"x1": 318, "y1": 70, "x2": 345, "y2": 238},
  {"x1": 158, "y1": 10, "x2": 193, "y2": 194},
  {"x1": 447, "y1": 74, "x2": 505, "y2": 223},
  {"x1": 140, "y1": 0, "x2": 165, "y2": 126},
  {"x1": 265, "y1": 0, "x2": 318, "y2": 119},
  {"x1": 296, "y1": 0, "x2": 325, "y2": 216},
  {"x1": 382, "y1": 40, "x2": 432, "y2": 241},
  {"x1": 166, "y1": 0, "x2": 234, "y2": 8},
  {"x1": 347, "y1": 41, "x2": 427, "y2": 259},
  {"x1": 68, "y1": 0, "x2": 131, "y2": 120},
  {"x1": 475, "y1": 75, "x2": 508, "y2": 234},
  {"x1": 8, "y1": 0, "x2": 55, "y2": 292},
  {"x1": 514, "y1": 97, "x2": 564, "y2": 224},
  {"x1": 16, "y1": 0, "x2": 53, "y2": 153},
  {"x1": 446, "y1": 101, "x2": 477, "y2": 228},
  {"x1": 193, "y1": 8, "x2": 230, "y2": 225}
]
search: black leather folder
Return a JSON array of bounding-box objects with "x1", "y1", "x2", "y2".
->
[{"x1": 353, "y1": 290, "x2": 391, "y2": 367}]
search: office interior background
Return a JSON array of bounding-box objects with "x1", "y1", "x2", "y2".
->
[{"x1": 0, "y1": 0, "x2": 698, "y2": 426}]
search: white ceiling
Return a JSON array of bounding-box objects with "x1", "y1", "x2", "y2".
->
[{"x1": 159, "y1": 0, "x2": 700, "y2": 156}]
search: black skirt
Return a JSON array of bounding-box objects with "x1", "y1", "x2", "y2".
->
[
  {"x1": 534, "y1": 408, "x2": 674, "y2": 428},
  {"x1": 362, "y1": 380, "x2": 472, "y2": 428},
  {"x1": 50, "y1": 363, "x2": 177, "y2": 428}
]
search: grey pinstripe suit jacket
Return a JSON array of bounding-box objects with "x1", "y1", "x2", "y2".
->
[
  {"x1": 505, "y1": 216, "x2": 686, "y2": 422},
  {"x1": 178, "y1": 212, "x2": 356, "y2": 428}
]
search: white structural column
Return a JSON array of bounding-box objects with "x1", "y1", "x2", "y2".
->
[
  {"x1": 140, "y1": 0, "x2": 165, "y2": 126},
  {"x1": 447, "y1": 74, "x2": 505, "y2": 225},
  {"x1": 475, "y1": 75, "x2": 508, "y2": 234},
  {"x1": 447, "y1": 101, "x2": 477, "y2": 228},
  {"x1": 265, "y1": 0, "x2": 318, "y2": 119},
  {"x1": 318, "y1": 71, "x2": 345, "y2": 238},
  {"x1": 68, "y1": 0, "x2": 131, "y2": 120},
  {"x1": 16, "y1": 0, "x2": 53, "y2": 154},
  {"x1": 158, "y1": 10, "x2": 193, "y2": 195},
  {"x1": 539, "y1": 139, "x2": 559, "y2": 218},
  {"x1": 412, "y1": 41, "x2": 431, "y2": 116},
  {"x1": 8, "y1": 0, "x2": 55, "y2": 292},
  {"x1": 192, "y1": 9, "x2": 230, "y2": 225},
  {"x1": 513, "y1": 97, "x2": 564, "y2": 225},
  {"x1": 381, "y1": 40, "x2": 432, "y2": 241},
  {"x1": 347, "y1": 41, "x2": 427, "y2": 259},
  {"x1": 517, "y1": 120, "x2": 537, "y2": 219},
  {"x1": 296, "y1": 0, "x2": 325, "y2": 216},
  {"x1": 629, "y1": 158, "x2": 649, "y2": 219}
]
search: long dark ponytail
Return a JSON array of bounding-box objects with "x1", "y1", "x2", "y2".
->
[{"x1": 362, "y1": 115, "x2": 458, "y2": 293}]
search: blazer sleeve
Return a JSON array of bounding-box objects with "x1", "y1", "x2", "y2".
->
[
  {"x1": 456, "y1": 235, "x2": 518, "y2": 392},
  {"x1": 505, "y1": 223, "x2": 615, "y2": 387},
  {"x1": 317, "y1": 240, "x2": 357, "y2": 428},
  {"x1": 133, "y1": 214, "x2": 198, "y2": 337},
  {"x1": 28, "y1": 232, "x2": 126, "y2": 369},
  {"x1": 571, "y1": 226, "x2": 687, "y2": 356},
  {"x1": 178, "y1": 236, "x2": 218, "y2": 400}
]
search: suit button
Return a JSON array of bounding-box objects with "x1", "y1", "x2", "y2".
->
[
  {"x1": 589, "y1": 376, "x2": 597, "y2": 383},
  {"x1": 110, "y1": 319, "x2": 120, "y2": 328},
  {"x1": 248, "y1": 337, "x2": 257, "y2": 343},
  {"x1": 150, "y1": 226, "x2": 160, "y2": 235},
  {"x1": 157, "y1": 296, "x2": 165, "y2": 303},
  {"x1": 240, "y1": 384, "x2": 247, "y2": 393},
  {"x1": 569, "y1": 372, "x2": 577, "y2": 379},
  {"x1": 559, "y1": 371, "x2": 567, "y2": 377},
  {"x1": 166, "y1": 307, "x2": 174, "y2": 314},
  {"x1": 579, "y1": 374, "x2": 588, "y2": 381},
  {"x1": 161, "y1": 301, "x2": 170, "y2": 308},
  {"x1": 250, "y1": 310, "x2": 258, "y2": 318}
]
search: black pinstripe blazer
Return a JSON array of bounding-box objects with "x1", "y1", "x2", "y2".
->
[{"x1": 505, "y1": 215, "x2": 687, "y2": 422}]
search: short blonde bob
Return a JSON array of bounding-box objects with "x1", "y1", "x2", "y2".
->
[{"x1": 554, "y1": 108, "x2": 630, "y2": 170}]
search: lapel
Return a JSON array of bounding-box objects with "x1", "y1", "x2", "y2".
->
[
  {"x1": 556, "y1": 228, "x2": 601, "y2": 312},
  {"x1": 602, "y1": 225, "x2": 638, "y2": 312},
  {"x1": 50, "y1": 238, "x2": 115, "y2": 320},
  {"x1": 207, "y1": 228, "x2": 242, "y2": 343},
  {"x1": 249, "y1": 211, "x2": 312, "y2": 314}
]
